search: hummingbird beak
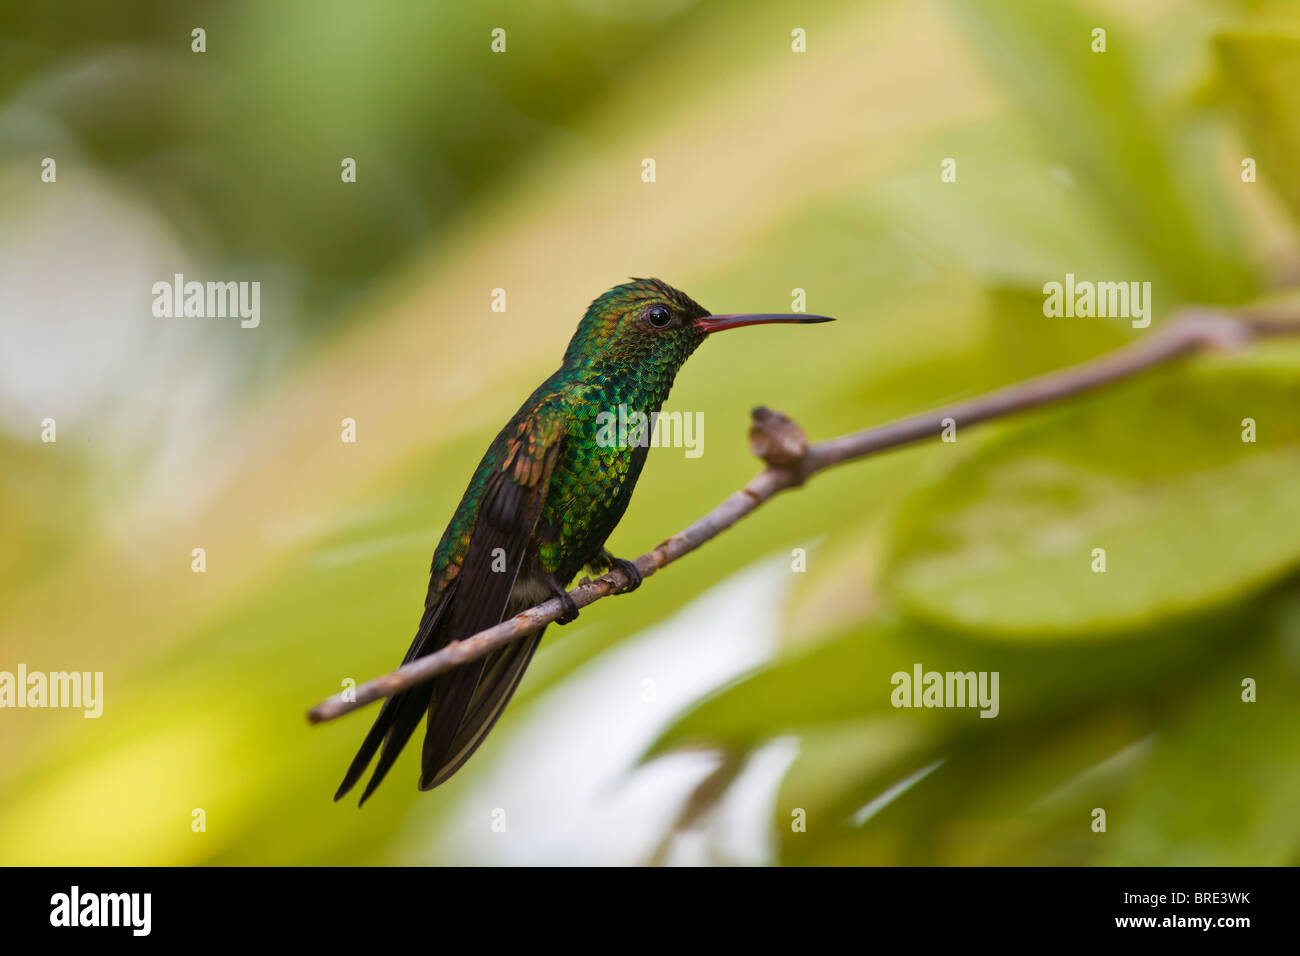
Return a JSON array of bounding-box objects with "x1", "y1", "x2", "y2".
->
[{"x1": 693, "y1": 312, "x2": 836, "y2": 334}]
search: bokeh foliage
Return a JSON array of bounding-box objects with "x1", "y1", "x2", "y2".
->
[{"x1": 650, "y1": 0, "x2": 1300, "y2": 865}]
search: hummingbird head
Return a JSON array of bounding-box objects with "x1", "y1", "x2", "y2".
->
[{"x1": 562, "y1": 277, "x2": 833, "y2": 376}]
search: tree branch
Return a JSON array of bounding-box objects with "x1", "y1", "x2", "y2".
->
[{"x1": 307, "y1": 308, "x2": 1296, "y2": 725}]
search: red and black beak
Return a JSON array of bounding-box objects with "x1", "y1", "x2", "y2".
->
[{"x1": 693, "y1": 312, "x2": 836, "y2": 333}]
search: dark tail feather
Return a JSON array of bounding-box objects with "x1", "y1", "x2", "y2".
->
[
  {"x1": 333, "y1": 688, "x2": 406, "y2": 802},
  {"x1": 355, "y1": 683, "x2": 434, "y2": 805},
  {"x1": 419, "y1": 626, "x2": 546, "y2": 791},
  {"x1": 333, "y1": 596, "x2": 450, "y2": 805}
]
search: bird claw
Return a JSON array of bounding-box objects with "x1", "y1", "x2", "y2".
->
[
  {"x1": 547, "y1": 577, "x2": 581, "y2": 624},
  {"x1": 555, "y1": 591, "x2": 580, "y2": 624},
  {"x1": 609, "y1": 557, "x2": 642, "y2": 594}
]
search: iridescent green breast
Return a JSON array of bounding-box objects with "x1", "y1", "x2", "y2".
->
[{"x1": 425, "y1": 344, "x2": 691, "y2": 602}]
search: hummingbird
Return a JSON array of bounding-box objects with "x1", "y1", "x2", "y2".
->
[{"x1": 335, "y1": 278, "x2": 833, "y2": 804}]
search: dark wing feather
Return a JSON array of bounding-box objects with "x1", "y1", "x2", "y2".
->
[
  {"x1": 419, "y1": 625, "x2": 546, "y2": 790},
  {"x1": 418, "y1": 408, "x2": 565, "y2": 789},
  {"x1": 335, "y1": 405, "x2": 565, "y2": 805}
]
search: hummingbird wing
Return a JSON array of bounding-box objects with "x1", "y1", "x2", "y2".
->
[
  {"x1": 335, "y1": 405, "x2": 566, "y2": 804},
  {"x1": 417, "y1": 407, "x2": 567, "y2": 789}
]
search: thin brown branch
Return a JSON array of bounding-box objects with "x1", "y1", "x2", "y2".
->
[{"x1": 307, "y1": 308, "x2": 1296, "y2": 725}]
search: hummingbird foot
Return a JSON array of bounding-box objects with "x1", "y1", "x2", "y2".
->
[
  {"x1": 607, "y1": 557, "x2": 643, "y2": 594},
  {"x1": 590, "y1": 548, "x2": 643, "y2": 593},
  {"x1": 547, "y1": 576, "x2": 581, "y2": 624}
]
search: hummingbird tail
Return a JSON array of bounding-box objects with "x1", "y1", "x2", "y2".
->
[
  {"x1": 333, "y1": 596, "x2": 450, "y2": 805},
  {"x1": 419, "y1": 626, "x2": 546, "y2": 791}
]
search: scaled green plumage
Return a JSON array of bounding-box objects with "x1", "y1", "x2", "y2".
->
[{"x1": 334, "y1": 278, "x2": 831, "y2": 803}]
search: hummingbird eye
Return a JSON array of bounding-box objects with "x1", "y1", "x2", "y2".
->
[{"x1": 645, "y1": 305, "x2": 673, "y2": 329}]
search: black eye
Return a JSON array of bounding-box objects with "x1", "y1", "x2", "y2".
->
[{"x1": 646, "y1": 305, "x2": 673, "y2": 329}]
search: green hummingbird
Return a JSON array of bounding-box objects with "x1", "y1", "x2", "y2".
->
[{"x1": 335, "y1": 278, "x2": 833, "y2": 804}]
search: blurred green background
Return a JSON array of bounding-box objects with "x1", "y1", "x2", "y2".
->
[{"x1": 2, "y1": 0, "x2": 1300, "y2": 865}]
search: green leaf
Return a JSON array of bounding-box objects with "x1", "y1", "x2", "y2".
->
[
  {"x1": 884, "y1": 364, "x2": 1300, "y2": 638},
  {"x1": 645, "y1": 611, "x2": 1233, "y2": 759},
  {"x1": 1100, "y1": 593, "x2": 1300, "y2": 866},
  {"x1": 944, "y1": 0, "x2": 1257, "y2": 304},
  {"x1": 1217, "y1": 29, "x2": 1300, "y2": 226},
  {"x1": 778, "y1": 713, "x2": 1151, "y2": 866}
]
